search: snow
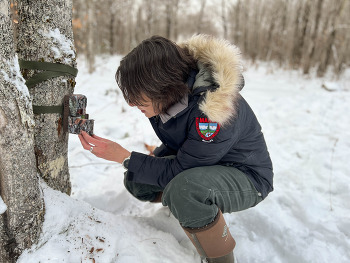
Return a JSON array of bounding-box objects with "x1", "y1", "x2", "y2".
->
[
  {"x1": 0, "y1": 196, "x2": 7, "y2": 214},
  {"x1": 1, "y1": 55, "x2": 31, "y2": 108},
  {"x1": 18, "y1": 56, "x2": 350, "y2": 263},
  {"x1": 41, "y1": 28, "x2": 76, "y2": 64}
]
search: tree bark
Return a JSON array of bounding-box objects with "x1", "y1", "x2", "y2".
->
[
  {"x1": 303, "y1": 0, "x2": 324, "y2": 74},
  {"x1": 172, "y1": 0, "x2": 180, "y2": 40},
  {"x1": 0, "y1": 1, "x2": 44, "y2": 261},
  {"x1": 109, "y1": 0, "x2": 116, "y2": 55},
  {"x1": 290, "y1": 0, "x2": 303, "y2": 67},
  {"x1": 298, "y1": 1, "x2": 311, "y2": 66},
  {"x1": 16, "y1": 0, "x2": 77, "y2": 195},
  {"x1": 86, "y1": 0, "x2": 95, "y2": 73},
  {"x1": 145, "y1": 0, "x2": 154, "y2": 35},
  {"x1": 221, "y1": 0, "x2": 228, "y2": 39},
  {"x1": 231, "y1": 0, "x2": 241, "y2": 45},
  {"x1": 165, "y1": 0, "x2": 172, "y2": 39},
  {"x1": 196, "y1": 0, "x2": 206, "y2": 33},
  {"x1": 317, "y1": 0, "x2": 345, "y2": 77}
]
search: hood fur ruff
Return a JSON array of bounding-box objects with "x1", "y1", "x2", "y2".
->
[{"x1": 179, "y1": 34, "x2": 243, "y2": 126}]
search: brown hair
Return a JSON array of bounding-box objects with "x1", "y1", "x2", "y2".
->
[{"x1": 116, "y1": 36, "x2": 197, "y2": 114}]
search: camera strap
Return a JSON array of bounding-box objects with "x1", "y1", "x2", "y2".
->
[{"x1": 18, "y1": 60, "x2": 78, "y2": 115}]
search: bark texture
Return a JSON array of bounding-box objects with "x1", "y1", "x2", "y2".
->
[
  {"x1": 0, "y1": 1, "x2": 44, "y2": 261},
  {"x1": 16, "y1": 0, "x2": 77, "y2": 194}
]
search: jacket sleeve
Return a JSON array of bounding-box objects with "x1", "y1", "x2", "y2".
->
[
  {"x1": 126, "y1": 117, "x2": 240, "y2": 187},
  {"x1": 153, "y1": 143, "x2": 177, "y2": 157}
]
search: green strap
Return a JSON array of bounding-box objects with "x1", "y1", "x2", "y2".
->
[
  {"x1": 19, "y1": 60, "x2": 78, "y2": 89},
  {"x1": 18, "y1": 60, "x2": 78, "y2": 114},
  {"x1": 33, "y1": 105, "x2": 63, "y2": 115}
]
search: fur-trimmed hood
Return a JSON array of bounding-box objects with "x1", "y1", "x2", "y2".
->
[{"x1": 179, "y1": 34, "x2": 243, "y2": 126}]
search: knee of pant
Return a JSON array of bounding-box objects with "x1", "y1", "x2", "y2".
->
[
  {"x1": 163, "y1": 173, "x2": 192, "y2": 207},
  {"x1": 163, "y1": 171, "x2": 216, "y2": 226}
]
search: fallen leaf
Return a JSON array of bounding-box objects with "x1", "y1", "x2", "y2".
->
[{"x1": 144, "y1": 143, "x2": 156, "y2": 155}]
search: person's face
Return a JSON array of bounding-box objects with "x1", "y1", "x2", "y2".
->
[{"x1": 129, "y1": 95, "x2": 159, "y2": 118}]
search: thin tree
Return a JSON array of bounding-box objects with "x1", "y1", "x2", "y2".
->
[
  {"x1": 230, "y1": 0, "x2": 242, "y2": 46},
  {"x1": 165, "y1": 0, "x2": 173, "y2": 39},
  {"x1": 16, "y1": 0, "x2": 77, "y2": 194},
  {"x1": 317, "y1": 0, "x2": 346, "y2": 76},
  {"x1": 197, "y1": 0, "x2": 206, "y2": 33},
  {"x1": 86, "y1": 0, "x2": 95, "y2": 73},
  {"x1": 221, "y1": 0, "x2": 228, "y2": 39},
  {"x1": 172, "y1": 0, "x2": 180, "y2": 40},
  {"x1": 303, "y1": 0, "x2": 324, "y2": 74},
  {"x1": 290, "y1": 0, "x2": 303, "y2": 67},
  {"x1": 0, "y1": 1, "x2": 44, "y2": 261}
]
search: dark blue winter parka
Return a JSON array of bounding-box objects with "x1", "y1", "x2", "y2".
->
[{"x1": 126, "y1": 35, "x2": 273, "y2": 199}]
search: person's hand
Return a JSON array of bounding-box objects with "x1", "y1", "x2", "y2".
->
[{"x1": 78, "y1": 131, "x2": 130, "y2": 163}]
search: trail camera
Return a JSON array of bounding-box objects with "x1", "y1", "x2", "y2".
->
[{"x1": 63, "y1": 94, "x2": 94, "y2": 135}]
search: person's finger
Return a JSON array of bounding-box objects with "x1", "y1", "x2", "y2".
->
[
  {"x1": 81, "y1": 131, "x2": 103, "y2": 146},
  {"x1": 92, "y1": 134, "x2": 111, "y2": 143},
  {"x1": 78, "y1": 133, "x2": 92, "y2": 150}
]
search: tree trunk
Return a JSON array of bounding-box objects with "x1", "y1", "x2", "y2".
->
[
  {"x1": 197, "y1": 0, "x2": 206, "y2": 33},
  {"x1": 278, "y1": 0, "x2": 289, "y2": 66},
  {"x1": 145, "y1": 0, "x2": 154, "y2": 35},
  {"x1": 290, "y1": 0, "x2": 303, "y2": 67},
  {"x1": 303, "y1": 0, "x2": 324, "y2": 74},
  {"x1": 317, "y1": 0, "x2": 345, "y2": 77},
  {"x1": 299, "y1": 1, "x2": 311, "y2": 66},
  {"x1": 221, "y1": 0, "x2": 228, "y2": 39},
  {"x1": 242, "y1": 0, "x2": 250, "y2": 54},
  {"x1": 0, "y1": 1, "x2": 44, "y2": 261},
  {"x1": 173, "y1": 0, "x2": 179, "y2": 40},
  {"x1": 86, "y1": 0, "x2": 95, "y2": 73},
  {"x1": 110, "y1": 9, "x2": 115, "y2": 55},
  {"x1": 165, "y1": 0, "x2": 172, "y2": 39},
  {"x1": 16, "y1": 0, "x2": 77, "y2": 195},
  {"x1": 231, "y1": 0, "x2": 241, "y2": 45},
  {"x1": 135, "y1": 6, "x2": 144, "y2": 44}
]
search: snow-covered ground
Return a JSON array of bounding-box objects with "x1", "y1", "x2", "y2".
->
[{"x1": 18, "y1": 56, "x2": 350, "y2": 263}]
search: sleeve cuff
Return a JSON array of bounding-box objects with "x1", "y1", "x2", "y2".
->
[{"x1": 127, "y1": 151, "x2": 147, "y2": 174}]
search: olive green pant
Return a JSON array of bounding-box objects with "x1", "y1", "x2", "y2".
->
[{"x1": 124, "y1": 165, "x2": 262, "y2": 228}]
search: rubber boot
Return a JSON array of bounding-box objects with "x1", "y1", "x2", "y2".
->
[
  {"x1": 182, "y1": 210, "x2": 236, "y2": 263},
  {"x1": 151, "y1": 192, "x2": 163, "y2": 203}
]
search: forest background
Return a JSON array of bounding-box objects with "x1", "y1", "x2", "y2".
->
[{"x1": 67, "y1": 0, "x2": 349, "y2": 78}]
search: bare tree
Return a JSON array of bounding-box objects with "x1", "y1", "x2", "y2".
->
[
  {"x1": 16, "y1": 0, "x2": 77, "y2": 194},
  {"x1": 165, "y1": 0, "x2": 173, "y2": 39},
  {"x1": 145, "y1": 0, "x2": 155, "y2": 35},
  {"x1": 292, "y1": 0, "x2": 311, "y2": 67},
  {"x1": 221, "y1": 0, "x2": 228, "y2": 39},
  {"x1": 230, "y1": 0, "x2": 242, "y2": 46},
  {"x1": 334, "y1": 0, "x2": 350, "y2": 76},
  {"x1": 196, "y1": 0, "x2": 206, "y2": 33},
  {"x1": 249, "y1": 0, "x2": 263, "y2": 62},
  {"x1": 289, "y1": 0, "x2": 303, "y2": 67},
  {"x1": 303, "y1": 0, "x2": 324, "y2": 74},
  {"x1": 164, "y1": 0, "x2": 181, "y2": 40},
  {"x1": 135, "y1": 5, "x2": 145, "y2": 43},
  {"x1": 276, "y1": 0, "x2": 289, "y2": 66},
  {"x1": 242, "y1": 0, "x2": 250, "y2": 54},
  {"x1": 86, "y1": 0, "x2": 96, "y2": 73},
  {"x1": 0, "y1": 1, "x2": 44, "y2": 261},
  {"x1": 317, "y1": 0, "x2": 346, "y2": 76},
  {"x1": 172, "y1": 0, "x2": 180, "y2": 40}
]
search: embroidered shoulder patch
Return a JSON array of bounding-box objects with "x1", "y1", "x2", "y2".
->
[{"x1": 196, "y1": 117, "x2": 220, "y2": 141}]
